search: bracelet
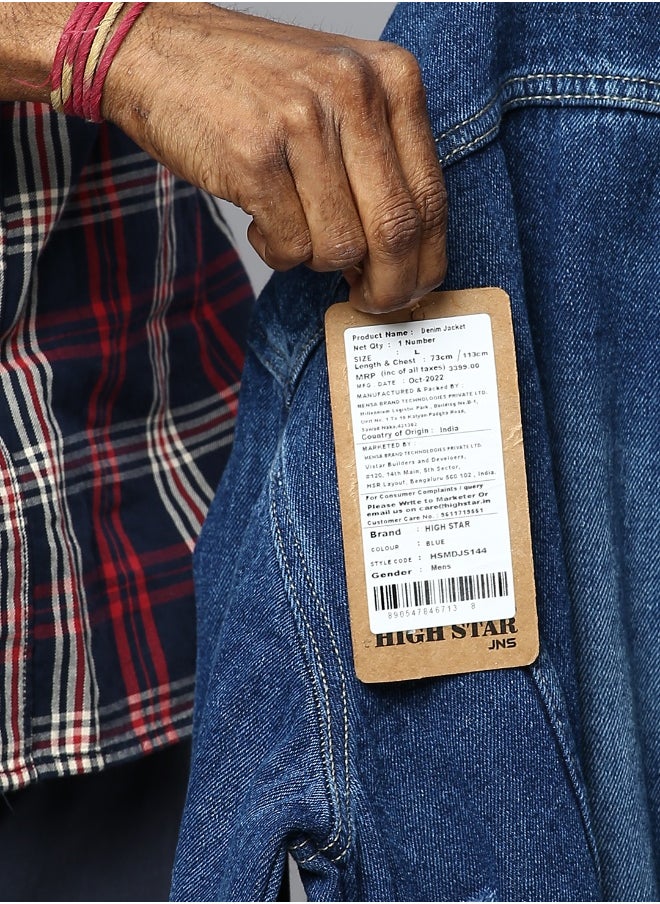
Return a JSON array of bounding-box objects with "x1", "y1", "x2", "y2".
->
[{"x1": 49, "y1": 2, "x2": 148, "y2": 123}]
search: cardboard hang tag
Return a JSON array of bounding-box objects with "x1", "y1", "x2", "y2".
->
[{"x1": 325, "y1": 288, "x2": 539, "y2": 683}]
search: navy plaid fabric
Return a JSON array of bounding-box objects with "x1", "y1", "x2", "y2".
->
[{"x1": 0, "y1": 103, "x2": 253, "y2": 790}]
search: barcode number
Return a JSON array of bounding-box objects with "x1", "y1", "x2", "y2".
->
[{"x1": 373, "y1": 571, "x2": 510, "y2": 612}]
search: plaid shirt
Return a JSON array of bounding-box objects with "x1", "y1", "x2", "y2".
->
[{"x1": 0, "y1": 103, "x2": 253, "y2": 790}]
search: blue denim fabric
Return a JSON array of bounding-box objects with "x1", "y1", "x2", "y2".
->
[{"x1": 172, "y1": 4, "x2": 660, "y2": 901}]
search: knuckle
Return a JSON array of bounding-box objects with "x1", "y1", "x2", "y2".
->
[
  {"x1": 372, "y1": 203, "x2": 422, "y2": 257},
  {"x1": 314, "y1": 234, "x2": 367, "y2": 271},
  {"x1": 265, "y1": 237, "x2": 313, "y2": 271},
  {"x1": 320, "y1": 46, "x2": 377, "y2": 102},
  {"x1": 281, "y1": 89, "x2": 325, "y2": 136},
  {"x1": 418, "y1": 177, "x2": 448, "y2": 235},
  {"x1": 238, "y1": 136, "x2": 288, "y2": 181},
  {"x1": 396, "y1": 48, "x2": 425, "y2": 88},
  {"x1": 293, "y1": 231, "x2": 314, "y2": 261},
  {"x1": 252, "y1": 214, "x2": 312, "y2": 268},
  {"x1": 327, "y1": 45, "x2": 371, "y2": 78},
  {"x1": 376, "y1": 43, "x2": 424, "y2": 94},
  {"x1": 277, "y1": 230, "x2": 314, "y2": 266}
]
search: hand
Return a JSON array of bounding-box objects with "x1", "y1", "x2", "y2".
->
[{"x1": 103, "y1": 3, "x2": 447, "y2": 313}]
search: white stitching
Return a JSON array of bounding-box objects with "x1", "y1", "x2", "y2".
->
[
  {"x1": 297, "y1": 834, "x2": 352, "y2": 866},
  {"x1": 511, "y1": 71, "x2": 660, "y2": 87},
  {"x1": 505, "y1": 91, "x2": 660, "y2": 107},
  {"x1": 440, "y1": 123, "x2": 500, "y2": 164},
  {"x1": 436, "y1": 71, "x2": 660, "y2": 142},
  {"x1": 283, "y1": 505, "x2": 352, "y2": 861},
  {"x1": 286, "y1": 327, "x2": 325, "y2": 404},
  {"x1": 271, "y1": 486, "x2": 349, "y2": 861},
  {"x1": 439, "y1": 92, "x2": 660, "y2": 165},
  {"x1": 271, "y1": 488, "x2": 343, "y2": 854}
]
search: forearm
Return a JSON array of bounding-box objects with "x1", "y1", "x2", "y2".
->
[
  {"x1": 0, "y1": 1, "x2": 447, "y2": 313},
  {"x1": 0, "y1": 2, "x2": 75, "y2": 103}
]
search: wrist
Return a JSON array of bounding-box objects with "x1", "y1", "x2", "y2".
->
[
  {"x1": 43, "y1": 2, "x2": 149, "y2": 123},
  {"x1": 0, "y1": 3, "x2": 75, "y2": 104},
  {"x1": 100, "y1": 1, "x2": 162, "y2": 126},
  {"x1": 101, "y1": 3, "x2": 215, "y2": 128}
]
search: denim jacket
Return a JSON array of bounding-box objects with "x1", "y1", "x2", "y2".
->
[{"x1": 172, "y1": 4, "x2": 660, "y2": 900}]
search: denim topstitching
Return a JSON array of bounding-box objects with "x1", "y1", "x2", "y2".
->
[
  {"x1": 488, "y1": 113, "x2": 602, "y2": 882},
  {"x1": 248, "y1": 270, "x2": 342, "y2": 402},
  {"x1": 250, "y1": 325, "x2": 325, "y2": 406},
  {"x1": 437, "y1": 71, "x2": 660, "y2": 141},
  {"x1": 270, "y1": 478, "x2": 352, "y2": 866},
  {"x1": 282, "y1": 503, "x2": 352, "y2": 854},
  {"x1": 437, "y1": 71, "x2": 660, "y2": 166},
  {"x1": 530, "y1": 658, "x2": 602, "y2": 881}
]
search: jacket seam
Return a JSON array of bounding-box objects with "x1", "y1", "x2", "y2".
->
[
  {"x1": 248, "y1": 271, "x2": 343, "y2": 396},
  {"x1": 436, "y1": 72, "x2": 660, "y2": 167},
  {"x1": 437, "y1": 71, "x2": 660, "y2": 142},
  {"x1": 282, "y1": 497, "x2": 352, "y2": 864},
  {"x1": 270, "y1": 478, "x2": 352, "y2": 865},
  {"x1": 284, "y1": 326, "x2": 326, "y2": 407},
  {"x1": 529, "y1": 658, "x2": 602, "y2": 885}
]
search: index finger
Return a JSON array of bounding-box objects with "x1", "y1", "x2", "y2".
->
[
  {"x1": 339, "y1": 45, "x2": 446, "y2": 313},
  {"x1": 378, "y1": 44, "x2": 447, "y2": 300},
  {"x1": 339, "y1": 96, "x2": 423, "y2": 312}
]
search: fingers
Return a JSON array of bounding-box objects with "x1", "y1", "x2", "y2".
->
[
  {"x1": 244, "y1": 161, "x2": 312, "y2": 271},
  {"x1": 338, "y1": 88, "x2": 423, "y2": 312},
  {"x1": 247, "y1": 90, "x2": 367, "y2": 274},
  {"x1": 338, "y1": 44, "x2": 447, "y2": 313},
  {"x1": 284, "y1": 97, "x2": 367, "y2": 274},
  {"x1": 246, "y1": 43, "x2": 446, "y2": 314},
  {"x1": 104, "y1": 4, "x2": 447, "y2": 311},
  {"x1": 379, "y1": 45, "x2": 448, "y2": 300}
]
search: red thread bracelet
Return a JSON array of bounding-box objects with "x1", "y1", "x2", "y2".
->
[
  {"x1": 68, "y1": 5, "x2": 111, "y2": 117},
  {"x1": 50, "y1": 2, "x2": 148, "y2": 123},
  {"x1": 84, "y1": 3, "x2": 147, "y2": 122},
  {"x1": 49, "y1": 3, "x2": 102, "y2": 115},
  {"x1": 80, "y1": 3, "x2": 127, "y2": 120}
]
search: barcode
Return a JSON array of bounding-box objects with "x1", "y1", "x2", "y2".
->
[{"x1": 373, "y1": 571, "x2": 510, "y2": 612}]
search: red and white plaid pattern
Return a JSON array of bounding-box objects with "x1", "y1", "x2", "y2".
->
[{"x1": 0, "y1": 103, "x2": 252, "y2": 790}]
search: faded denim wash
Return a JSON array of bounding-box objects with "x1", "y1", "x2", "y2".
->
[{"x1": 172, "y1": 4, "x2": 660, "y2": 901}]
